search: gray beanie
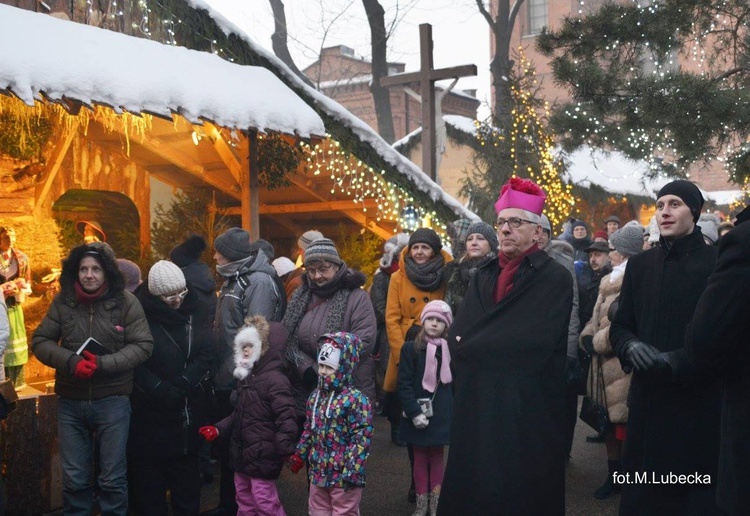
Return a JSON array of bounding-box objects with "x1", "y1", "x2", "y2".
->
[
  {"x1": 148, "y1": 260, "x2": 186, "y2": 296},
  {"x1": 214, "y1": 228, "x2": 252, "y2": 263},
  {"x1": 298, "y1": 230, "x2": 324, "y2": 251},
  {"x1": 697, "y1": 214, "x2": 719, "y2": 244},
  {"x1": 610, "y1": 226, "x2": 644, "y2": 257},
  {"x1": 465, "y1": 222, "x2": 499, "y2": 253},
  {"x1": 116, "y1": 259, "x2": 142, "y2": 293},
  {"x1": 303, "y1": 238, "x2": 342, "y2": 266}
]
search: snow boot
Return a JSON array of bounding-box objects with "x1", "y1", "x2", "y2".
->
[
  {"x1": 428, "y1": 485, "x2": 440, "y2": 516},
  {"x1": 411, "y1": 494, "x2": 428, "y2": 516},
  {"x1": 594, "y1": 460, "x2": 622, "y2": 499}
]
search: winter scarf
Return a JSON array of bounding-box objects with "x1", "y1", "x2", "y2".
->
[
  {"x1": 283, "y1": 264, "x2": 366, "y2": 367},
  {"x1": 459, "y1": 255, "x2": 494, "y2": 283},
  {"x1": 422, "y1": 336, "x2": 452, "y2": 393},
  {"x1": 215, "y1": 254, "x2": 254, "y2": 278},
  {"x1": 404, "y1": 255, "x2": 446, "y2": 292},
  {"x1": 74, "y1": 281, "x2": 108, "y2": 303},
  {"x1": 494, "y1": 244, "x2": 539, "y2": 303}
]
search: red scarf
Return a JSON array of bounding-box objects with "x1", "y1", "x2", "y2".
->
[
  {"x1": 384, "y1": 261, "x2": 399, "y2": 275},
  {"x1": 493, "y1": 244, "x2": 539, "y2": 303},
  {"x1": 74, "y1": 281, "x2": 108, "y2": 303}
]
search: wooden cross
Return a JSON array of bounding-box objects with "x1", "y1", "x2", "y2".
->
[{"x1": 380, "y1": 23, "x2": 477, "y2": 181}]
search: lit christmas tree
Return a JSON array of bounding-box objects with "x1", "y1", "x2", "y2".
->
[{"x1": 462, "y1": 48, "x2": 575, "y2": 230}]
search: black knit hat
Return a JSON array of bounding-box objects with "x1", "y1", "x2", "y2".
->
[
  {"x1": 657, "y1": 180, "x2": 704, "y2": 222},
  {"x1": 214, "y1": 228, "x2": 252, "y2": 263},
  {"x1": 170, "y1": 234, "x2": 207, "y2": 268},
  {"x1": 408, "y1": 228, "x2": 442, "y2": 255},
  {"x1": 249, "y1": 239, "x2": 275, "y2": 261}
]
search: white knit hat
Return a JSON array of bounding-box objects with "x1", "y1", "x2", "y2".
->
[
  {"x1": 148, "y1": 260, "x2": 186, "y2": 296},
  {"x1": 318, "y1": 341, "x2": 341, "y2": 371},
  {"x1": 272, "y1": 257, "x2": 296, "y2": 277}
]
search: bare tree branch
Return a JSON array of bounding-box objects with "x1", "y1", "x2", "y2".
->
[
  {"x1": 267, "y1": 0, "x2": 314, "y2": 87},
  {"x1": 362, "y1": 0, "x2": 396, "y2": 142}
]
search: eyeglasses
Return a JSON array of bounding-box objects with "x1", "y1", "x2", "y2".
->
[
  {"x1": 306, "y1": 264, "x2": 334, "y2": 277},
  {"x1": 160, "y1": 288, "x2": 188, "y2": 302},
  {"x1": 494, "y1": 217, "x2": 537, "y2": 230}
]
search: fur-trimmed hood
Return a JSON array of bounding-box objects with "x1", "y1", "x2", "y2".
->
[
  {"x1": 59, "y1": 242, "x2": 125, "y2": 302},
  {"x1": 233, "y1": 315, "x2": 287, "y2": 380}
]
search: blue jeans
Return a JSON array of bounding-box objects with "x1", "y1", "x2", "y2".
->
[{"x1": 58, "y1": 396, "x2": 131, "y2": 516}]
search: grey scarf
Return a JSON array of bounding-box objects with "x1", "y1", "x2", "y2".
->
[{"x1": 404, "y1": 255, "x2": 445, "y2": 292}]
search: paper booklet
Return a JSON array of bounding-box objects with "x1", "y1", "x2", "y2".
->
[{"x1": 75, "y1": 337, "x2": 111, "y2": 356}]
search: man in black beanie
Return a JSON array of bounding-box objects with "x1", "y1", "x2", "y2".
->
[
  {"x1": 207, "y1": 228, "x2": 285, "y2": 515},
  {"x1": 609, "y1": 179, "x2": 721, "y2": 513}
]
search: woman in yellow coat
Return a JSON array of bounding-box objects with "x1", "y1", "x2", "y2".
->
[{"x1": 384, "y1": 228, "x2": 451, "y2": 445}]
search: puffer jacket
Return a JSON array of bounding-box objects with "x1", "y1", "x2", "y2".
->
[
  {"x1": 296, "y1": 332, "x2": 373, "y2": 488},
  {"x1": 216, "y1": 316, "x2": 298, "y2": 479},
  {"x1": 384, "y1": 247, "x2": 451, "y2": 392},
  {"x1": 32, "y1": 243, "x2": 153, "y2": 399},
  {"x1": 579, "y1": 271, "x2": 630, "y2": 424},
  {"x1": 214, "y1": 250, "x2": 285, "y2": 390}
]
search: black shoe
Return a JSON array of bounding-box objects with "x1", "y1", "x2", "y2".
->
[
  {"x1": 391, "y1": 427, "x2": 407, "y2": 447},
  {"x1": 593, "y1": 478, "x2": 621, "y2": 500},
  {"x1": 586, "y1": 433, "x2": 606, "y2": 443},
  {"x1": 408, "y1": 485, "x2": 416, "y2": 503},
  {"x1": 200, "y1": 507, "x2": 232, "y2": 516}
]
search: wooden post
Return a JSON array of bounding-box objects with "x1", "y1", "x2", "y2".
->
[
  {"x1": 380, "y1": 23, "x2": 476, "y2": 182},
  {"x1": 245, "y1": 130, "x2": 260, "y2": 240}
]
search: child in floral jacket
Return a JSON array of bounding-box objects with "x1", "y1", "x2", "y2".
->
[{"x1": 288, "y1": 331, "x2": 374, "y2": 514}]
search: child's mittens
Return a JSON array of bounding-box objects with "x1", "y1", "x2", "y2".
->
[
  {"x1": 233, "y1": 366, "x2": 249, "y2": 380},
  {"x1": 287, "y1": 454, "x2": 304, "y2": 474},
  {"x1": 199, "y1": 425, "x2": 219, "y2": 442},
  {"x1": 412, "y1": 414, "x2": 429, "y2": 429}
]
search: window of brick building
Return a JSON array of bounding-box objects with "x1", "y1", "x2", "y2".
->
[{"x1": 524, "y1": 0, "x2": 547, "y2": 36}]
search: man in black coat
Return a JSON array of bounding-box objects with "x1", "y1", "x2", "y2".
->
[
  {"x1": 685, "y1": 207, "x2": 750, "y2": 515},
  {"x1": 439, "y1": 178, "x2": 573, "y2": 515},
  {"x1": 610, "y1": 180, "x2": 722, "y2": 514}
]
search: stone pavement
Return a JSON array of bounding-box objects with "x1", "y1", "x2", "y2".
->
[{"x1": 200, "y1": 402, "x2": 621, "y2": 515}]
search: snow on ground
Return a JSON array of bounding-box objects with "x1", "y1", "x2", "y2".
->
[{"x1": 0, "y1": 4, "x2": 325, "y2": 138}]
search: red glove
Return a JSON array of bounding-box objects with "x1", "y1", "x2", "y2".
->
[
  {"x1": 287, "y1": 454, "x2": 304, "y2": 474},
  {"x1": 74, "y1": 359, "x2": 97, "y2": 379},
  {"x1": 82, "y1": 350, "x2": 98, "y2": 366},
  {"x1": 199, "y1": 426, "x2": 219, "y2": 442}
]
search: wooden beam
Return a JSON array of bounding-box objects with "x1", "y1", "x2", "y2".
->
[
  {"x1": 225, "y1": 199, "x2": 379, "y2": 215},
  {"x1": 34, "y1": 121, "x2": 79, "y2": 216},
  {"x1": 379, "y1": 65, "x2": 478, "y2": 86},
  {"x1": 285, "y1": 172, "x2": 392, "y2": 239},
  {"x1": 136, "y1": 132, "x2": 241, "y2": 199},
  {"x1": 244, "y1": 130, "x2": 260, "y2": 239},
  {"x1": 204, "y1": 122, "x2": 243, "y2": 183}
]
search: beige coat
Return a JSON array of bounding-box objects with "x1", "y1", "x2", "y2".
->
[{"x1": 579, "y1": 271, "x2": 631, "y2": 424}]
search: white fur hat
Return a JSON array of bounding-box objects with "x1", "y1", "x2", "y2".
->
[{"x1": 233, "y1": 325, "x2": 262, "y2": 380}]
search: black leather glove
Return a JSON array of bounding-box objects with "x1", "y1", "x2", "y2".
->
[
  {"x1": 566, "y1": 356, "x2": 580, "y2": 385},
  {"x1": 624, "y1": 340, "x2": 661, "y2": 372},
  {"x1": 303, "y1": 366, "x2": 318, "y2": 390},
  {"x1": 581, "y1": 335, "x2": 595, "y2": 356}
]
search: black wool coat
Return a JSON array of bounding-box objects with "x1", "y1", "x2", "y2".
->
[
  {"x1": 686, "y1": 220, "x2": 750, "y2": 515},
  {"x1": 438, "y1": 250, "x2": 572, "y2": 516},
  {"x1": 610, "y1": 229, "x2": 721, "y2": 512},
  {"x1": 397, "y1": 340, "x2": 452, "y2": 446},
  {"x1": 130, "y1": 287, "x2": 212, "y2": 459}
]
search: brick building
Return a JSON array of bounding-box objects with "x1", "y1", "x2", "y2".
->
[{"x1": 303, "y1": 45, "x2": 480, "y2": 142}]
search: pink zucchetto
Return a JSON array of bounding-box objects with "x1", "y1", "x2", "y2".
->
[{"x1": 494, "y1": 177, "x2": 547, "y2": 215}]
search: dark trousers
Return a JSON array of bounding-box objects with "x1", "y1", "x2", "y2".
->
[
  {"x1": 214, "y1": 390, "x2": 238, "y2": 512},
  {"x1": 564, "y1": 386, "x2": 578, "y2": 457},
  {"x1": 129, "y1": 453, "x2": 201, "y2": 516}
]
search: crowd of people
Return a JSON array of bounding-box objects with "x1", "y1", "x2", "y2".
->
[{"x1": 0, "y1": 175, "x2": 747, "y2": 515}]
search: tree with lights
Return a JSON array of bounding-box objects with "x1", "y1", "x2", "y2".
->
[
  {"x1": 537, "y1": 0, "x2": 750, "y2": 185},
  {"x1": 462, "y1": 50, "x2": 575, "y2": 228}
]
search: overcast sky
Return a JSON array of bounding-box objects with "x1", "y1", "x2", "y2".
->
[{"x1": 204, "y1": 0, "x2": 492, "y2": 118}]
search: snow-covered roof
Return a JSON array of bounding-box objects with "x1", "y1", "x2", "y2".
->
[
  {"x1": 189, "y1": 0, "x2": 480, "y2": 221},
  {"x1": 393, "y1": 115, "x2": 478, "y2": 150},
  {"x1": 0, "y1": 4, "x2": 325, "y2": 138}
]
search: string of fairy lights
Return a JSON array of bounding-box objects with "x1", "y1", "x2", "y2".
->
[{"x1": 571, "y1": 0, "x2": 750, "y2": 199}]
